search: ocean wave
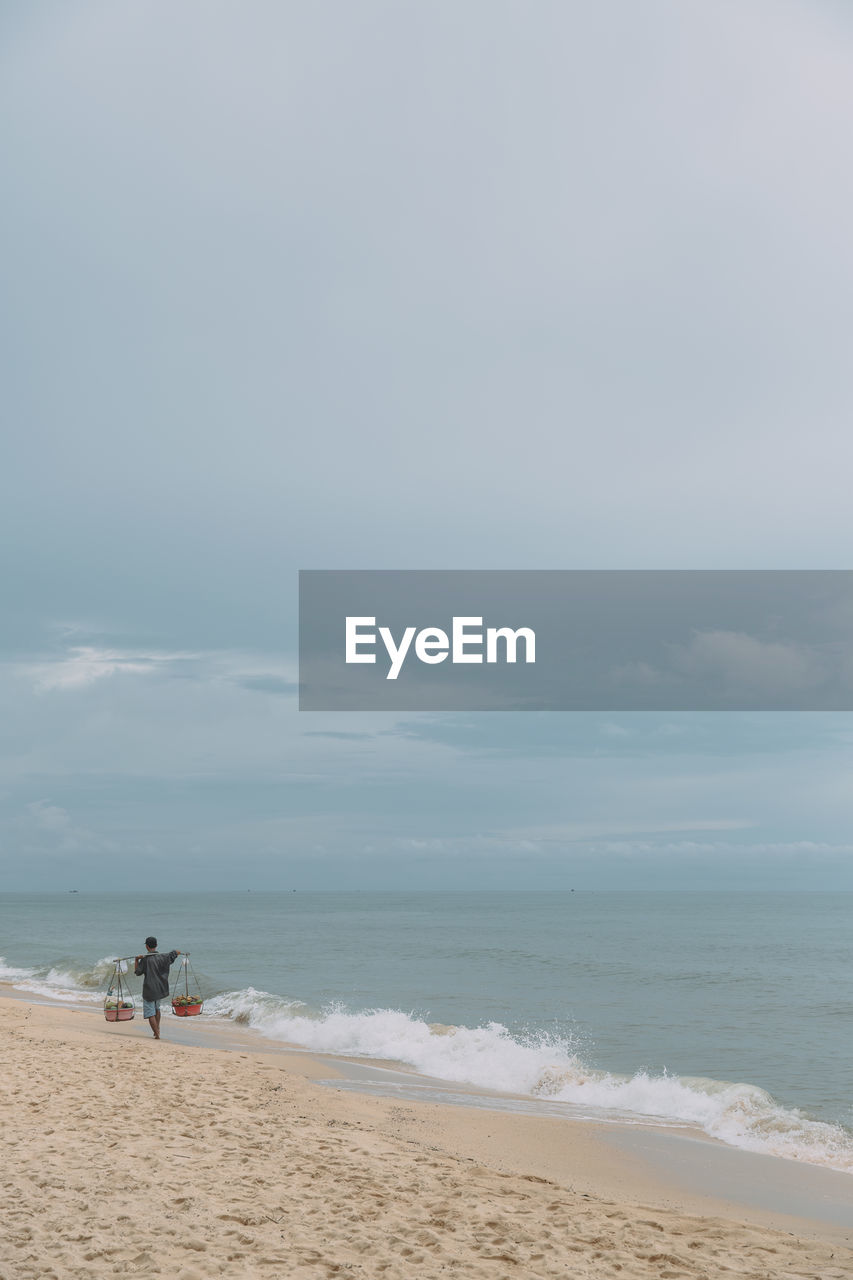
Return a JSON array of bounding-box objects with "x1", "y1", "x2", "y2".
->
[
  {"x1": 0, "y1": 955, "x2": 116, "y2": 1005},
  {"x1": 541, "y1": 1068, "x2": 853, "y2": 1171},
  {"x1": 0, "y1": 957, "x2": 38, "y2": 982},
  {"x1": 205, "y1": 988, "x2": 853, "y2": 1174}
]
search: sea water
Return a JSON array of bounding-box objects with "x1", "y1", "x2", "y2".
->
[{"x1": 1, "y1": 890, "x2": 851, "y2": 1172}]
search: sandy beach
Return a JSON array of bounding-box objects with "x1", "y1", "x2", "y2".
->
[{"x1": 1, "y1": 995, "x2": 852, "y2": 1279}]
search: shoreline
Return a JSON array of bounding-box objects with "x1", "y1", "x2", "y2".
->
[
  {"x1": 4, "y1": 982, "x2": 853, "y2": 1231},
  {"x1": 2, "y1": 992, "x2": 853, "y2": 1277}
]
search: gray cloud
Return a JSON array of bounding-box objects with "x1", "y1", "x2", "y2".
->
[
  {"x1": 610, "y1": 630, "x2": 829, "y2": 701},
  {"x1": 3, "y1": 638, "x2": 853, "y2": 888},
  {"x1": 670, "y1": 630, "x2": 825, "y2": 696},
  {"x1": 238, "y1": 676, "x2": 299, "y2": 696}
]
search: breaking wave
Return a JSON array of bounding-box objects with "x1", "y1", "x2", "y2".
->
[
  {"x1": 0, "y1": 954, "x2": 117, "y2": 1004},
  {"x1": 204, "y1": 988, "x2": 853, "y2": 1174}
]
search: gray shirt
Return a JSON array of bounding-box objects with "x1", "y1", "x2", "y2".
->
[{"x1": 134, "y1": 950, "x2": 179, "y2": 1001}]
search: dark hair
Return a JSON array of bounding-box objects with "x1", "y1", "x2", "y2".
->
[{"x1": 145, "y1": 936, "x2": 157, "y2": 949}]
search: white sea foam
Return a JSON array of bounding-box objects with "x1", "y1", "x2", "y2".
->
[
  {"x1": 542, "y1": 1068, "x2": 853, "y2": 1171},
  {"x1": 0, "y1": 957, "x2": 38, "y2": 982},
  {"x1": 205, "y1": 989, "x2": 853, "y2": 1174},
  {"x1": 0, "y1": 955, "x2": 115, "y2": 1004}
]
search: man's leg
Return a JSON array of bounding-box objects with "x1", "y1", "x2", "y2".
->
[{"x1": 143, "y1": 1000, "x2": 161, "y2": 1038}]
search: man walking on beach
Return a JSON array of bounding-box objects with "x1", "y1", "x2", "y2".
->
[{"x1": 134, "y1": 937, "x2": 180, "y2": 1040}]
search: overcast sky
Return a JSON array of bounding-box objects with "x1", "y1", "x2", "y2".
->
[{"x1": 3, "y1": 0, "x2": 853, "y2": 889}]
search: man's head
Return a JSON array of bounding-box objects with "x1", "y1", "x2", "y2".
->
[{"x1": 145, "y1": 936, "x2": 157, "y2": 951}]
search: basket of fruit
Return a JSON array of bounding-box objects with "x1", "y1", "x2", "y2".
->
[
  {"x1": 171, "y1": 955, "x2": 204, "y2": 1016},
  {"x1": 104, "y1": 957, "x2": 136, "y2": 1024},
  {"x1": 171, "y1": 993, "x2": 203, "y2": 1017},
  {"x1": 104, "y1": 998, "x2": 135, "y2": 1022},
  {"x1": 104, "y1": 961, "x2": 135, "y2": 1022}
]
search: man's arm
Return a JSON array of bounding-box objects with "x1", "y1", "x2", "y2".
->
[
  {"x1": 167, "y1": 950, "x2": 181, "y2": 965},
  {"x1": 134, "y1": 955, "x2": 144, "y2": 976}
]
